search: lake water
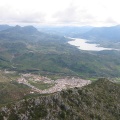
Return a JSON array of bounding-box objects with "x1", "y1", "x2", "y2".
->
[{"x1": 68, "y1": 38, "x2": 113, "y2": 51}]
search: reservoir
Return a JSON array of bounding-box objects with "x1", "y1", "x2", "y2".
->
[{"x1": 68, "y1": 38, "x2": 113, "y2": 51}]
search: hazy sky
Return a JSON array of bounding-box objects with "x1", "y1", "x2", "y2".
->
[{"x1": 0, "y1": 0, "x2": 119, "y2": 26}]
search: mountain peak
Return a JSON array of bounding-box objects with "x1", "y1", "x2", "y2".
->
[
  {"x1": 15, "y1": 25, "x2": 21, "y2": 28},
  {"x1": 0, "y1": 24, "x2": 12, "y2": 31},
  {"x1": 2, "y1": 25, "x2": 38, "y2": 35},
  {"x1": 23, "y1": 25, "x2": 38, "y2": 33}
]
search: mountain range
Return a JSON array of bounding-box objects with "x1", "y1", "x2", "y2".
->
[
  {"x1": 38, "y1": 25, "x2": 120, "y2": 49},
  {"x1": 0, "y1": 25, "x2": 12, "y2": 31},
  {"x1": 0, "y1": 25, "x2": 120, "y2": 78},
  {"x1": 79, "y1": 25, "x2": 120, "y2": 42},
  {"x1": 38, "y1": 26, "x2": 93, "y2": 37}
]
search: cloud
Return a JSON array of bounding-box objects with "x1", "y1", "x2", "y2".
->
[
  {"x1": 53, "y1": 5, "x2": 98, "y2": 26},
  {"x1": 104, "y1": 18, "x2": 118, "y2": 25},
  {"x1": 0, "y1": 0, "x2": 120, "y2": 26},
  {"x1": 53, "y1": 4, "x2": 78, "y2": 23},
  {"x1": 0, "y1": 5, "x2": 46, "y2": 25}
]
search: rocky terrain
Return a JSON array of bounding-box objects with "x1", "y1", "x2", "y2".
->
[{"x1": 0, "y1": 78, "x2": 120, "y2": 120}]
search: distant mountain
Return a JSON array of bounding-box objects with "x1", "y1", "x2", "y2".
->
[
  {"x1": 38, "y1": 26, "x2": 93, "y2": 37},
  {"x1": 0, "y1": 25, "x2": 67, "y2": 43},
  {"x1": 79, "y1": 25, "x2": 120, "y2": 42},
  {"x1": 2, "y1": 25, "x2": 39, "y2": 34},
  {"x1": 0, "y1": 78, "x2": 119, "y2": 120},
  {"x1": 0, "y1": 25, "x2": 12, "y2": 31},
  {"x1": 0, "y1": 25, "x2": 71, "y2": 74}
]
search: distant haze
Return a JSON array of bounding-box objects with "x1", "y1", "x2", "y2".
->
[{"x1": 0, "y1": 0, "x2": 120, "y2": 26}]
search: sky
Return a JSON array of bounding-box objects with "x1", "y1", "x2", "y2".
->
[{"x1": 0, "y1": 0, "x2": 119, "y2": 26}]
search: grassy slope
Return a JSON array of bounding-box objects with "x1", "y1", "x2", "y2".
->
[
  {"x1": 0, "y1": 78, "x2": 120, "y2": 120},
  {"x1": 0, "y1": 71, "x2": 34, "y2": 106},
  {"x1": 0, "y1": 82, "x2": 31, "y2": 106},
  {"x1": 12, "y1": 49, "x2": 120, "y2": 78}
]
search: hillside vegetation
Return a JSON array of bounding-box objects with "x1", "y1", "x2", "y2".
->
[
  {"x1": 0, "y1": 25, "x2": 120, "y2": 78},
  {"x1": 0, "y1": 78, "x2": 119, "y2": 120}
]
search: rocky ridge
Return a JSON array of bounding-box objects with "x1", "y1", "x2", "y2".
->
[{"x1": 0, "y1": 78, "x2": 120, "y2": 120}]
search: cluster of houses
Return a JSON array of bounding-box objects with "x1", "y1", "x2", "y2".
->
[{"x1": 17, "y1": 74, "x2": 91, "y2": 94}]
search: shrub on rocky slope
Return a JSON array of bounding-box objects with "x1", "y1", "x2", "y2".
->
[{"x1": 0, "y1": 78, "x2": 120, "y2": 120}]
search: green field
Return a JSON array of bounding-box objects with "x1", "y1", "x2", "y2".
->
[{"x1": 28, "y1": 80, "x2": 55, "y2": 90}]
